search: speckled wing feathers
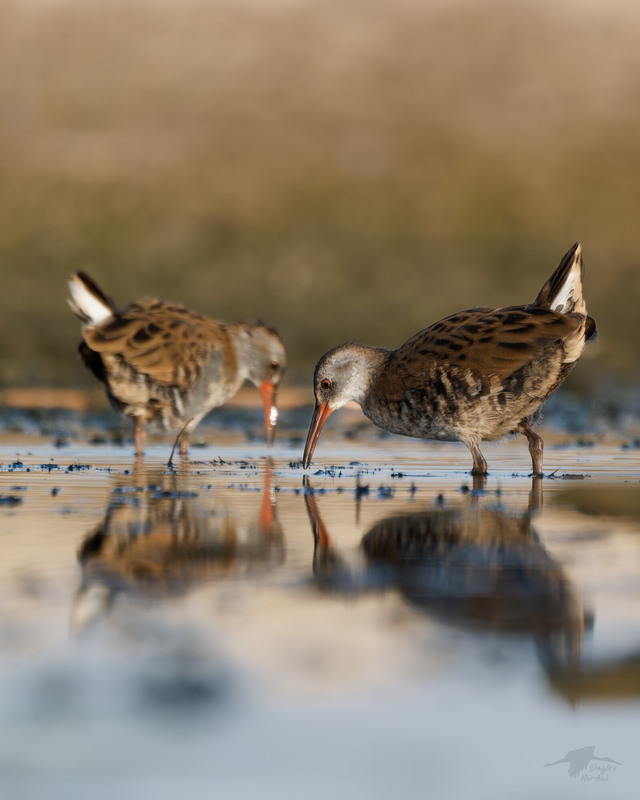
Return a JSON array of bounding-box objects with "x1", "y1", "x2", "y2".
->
[
  {"x1": 397, "y1": 305, "x2": 584, "y2": 378},
  {"x1": 82, "y1": 300, "x2": 235, "y2": 390}
]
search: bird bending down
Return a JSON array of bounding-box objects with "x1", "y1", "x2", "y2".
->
[
  {"x1": 68, "y1": 272, "x2": 286, "y2": 458},
  {"x1": 303, "y1": 243, "x2": 596, "y2": 476}
]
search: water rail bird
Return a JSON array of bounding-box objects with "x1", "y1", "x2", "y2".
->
[
  {"x1": 68, "y1": 272, "x2": 286, "y2": 458},
  {"x1": 303, "y1": 243, "x2": 596, "y2": 476}
]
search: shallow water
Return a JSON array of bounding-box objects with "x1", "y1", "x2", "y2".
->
[{"x1": 1, "y1": 433, "x2": 639, "y2": 798}]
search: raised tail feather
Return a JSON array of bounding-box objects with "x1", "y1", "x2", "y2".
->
[
  {"x1": 534, "y1": 243, "x2": 585, "y2": 314},
  {"x1": 68, "y1": 272, "x2": 119, "y2": 325},
  {"x1": 534, "y1": 242, "x2": 597, "y2": 342}
]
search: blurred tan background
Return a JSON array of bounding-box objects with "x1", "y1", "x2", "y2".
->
[{"x1": 0, "y1": 0, "x2": 638, "y2": 396}]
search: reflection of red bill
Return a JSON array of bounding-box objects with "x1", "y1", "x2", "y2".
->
[
  {"x1": 303, "y1": 401, "x2": 334, "y2": 468},
  {"x1": 259, "y1": 382, "x2": 278, "y2": 445}
]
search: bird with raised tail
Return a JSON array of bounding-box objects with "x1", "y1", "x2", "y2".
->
[
  {"x1": 68, "y1": 272, "x2": 286, "y2": 458},
  {"x1": 303, "y1": 243, "x2": 596, "y2": 476}
]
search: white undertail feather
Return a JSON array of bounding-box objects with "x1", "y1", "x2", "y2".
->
[
  {"x1": 67, "y1": 273, "x2": 116, "y2": 326},
  {"x1": 548, "y1": 244, "x2": 586, "y2": 316},
  {"x1": 551, "y1": 244, "x2": 589, "y2": 365}
]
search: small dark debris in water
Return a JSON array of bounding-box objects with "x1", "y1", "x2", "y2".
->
[
  {"x1": 89, "y1": 434, "x2": 108, "y2": 445},
  {"x1": 122, "y1": 469, "x2": 131, "y2": 475},
  {"x1": 546, "y1": 469, "x2": 589, "y2": 480},
  {"x1": 54, "y1": 436, "x2": 70, "y2": 448},
  {"x1": 349, "y1": 461, "x2": 362, "y2": 466},
  {"x1": 150, "y1": 490, "x2": 199, "y2": 500},
  {"x1": 355, "y1": 483, "x2": 370, "y2": 500},
  {"x1": 377, "y1": 486, "x2": 394, "y2": 499},
  {"x1": 460, "y1": 483, "x2": 484, "y2": 497},
  {"x1": 435, "y1": 493, "x2": 445, "y2": 506},
  {"x1": 40, "y1": 463, "x2": 60, "y2": 472},
  {"x1": 135, "y1": 669, "x2": 228, "y2": 712},
  {"x1": 51, "y1": 487, "x2": 60, "y2": 497},
  {"x1": 0, "y1": 495, "x2": 23, "y2": 506},
  {"x1": 288, "y1": 461, "x2": 302, "y2": 469},
  {"x1": 390, "y1": 471, "x2": 405, "y2": 478},
  {"x1": 212, "y1": 457, "x2": 227, "y2": 465},
  {"x1": 622, "y1": 439, "x2": 640, "y2": 450},
  {"x1": 9, "y1": 461, "x2": 24, "y2": 470},
  {"x1": 575, "y1": 438, "x2": 594, "y2": 447},
  {"x1": 409, "y1": 483, "x2": 417, "y2": 495},
  {"x1": 66, "y1": 464, "x2": 91, "y2": 473},
  {"x1": 11, "y1": 486, "x2": 27, "y2": 492}
]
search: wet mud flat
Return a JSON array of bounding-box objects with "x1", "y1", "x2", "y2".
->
[{"x1": 1, "y1": 431, "x2": 639, "y2": 799}]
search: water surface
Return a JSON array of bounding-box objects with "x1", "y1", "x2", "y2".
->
[{"x1": 1, "y1": 434, "x2": 638, "y2": 798}]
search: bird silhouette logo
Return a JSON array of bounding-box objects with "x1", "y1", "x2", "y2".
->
[{"x1": 544, "y1": 746, "x2": 621, "y2": 779}]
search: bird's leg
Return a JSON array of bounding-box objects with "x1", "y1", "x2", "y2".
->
[
  {"x1": 519, "y1": 420, "x2": 544, "y2": 477},
  {"x1": 168, "y1": 418, "x2": 194, "y2": 468},
  {"x1": 133, "y1": 417, "x2": 146, "y2": 457},
  {"x1": 468, "y1": 443, "x2": 488, "y2": 476}
]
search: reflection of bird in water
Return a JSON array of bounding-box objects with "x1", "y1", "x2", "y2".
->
[
  {"x1": 304, "y1": 481, "x2": 586, "y2": 670},
  {"x1": 303, "y1": 243, "x2": 596, "y2": 475},
  {"x1": 68, "y1": 272, "x2": 286, "y2": 459},
  {"x1": 544, "y1": 746, "x2": 621, "y2": 777},
  {"x1": 549, "y1": 649, "x2": 640, "y2": 706},
  {"x1": 73, "y1": 461, "x2": 283, "y2": 629}
]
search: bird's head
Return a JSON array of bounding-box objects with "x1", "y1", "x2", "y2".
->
[
  {"x1": 243, "y1": 323, "x2": 287, "y2": 444},
  {"x1": 303, "y1": 343, "x2": 386, "y2": 468}
]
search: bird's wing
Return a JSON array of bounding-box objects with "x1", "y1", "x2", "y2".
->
[
  {"x1": 82, "y1": 300, "x2": 233, "y2": 389},
  {"x1": 396, "y1": 305, "x2": 585, "y2": 379}
]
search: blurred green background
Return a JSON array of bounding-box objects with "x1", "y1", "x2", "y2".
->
[{"x1": 0, "y1": 0, "x2": 638, "y2": 393}]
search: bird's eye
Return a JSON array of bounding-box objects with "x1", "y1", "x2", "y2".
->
[
  {"x1": 270, "y1": 361, "x2": 279, "y2": 371},
  {"x1": 321, "y1": 378, "x2": 332, "y2": 390}
]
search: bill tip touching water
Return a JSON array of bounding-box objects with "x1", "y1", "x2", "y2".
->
[
  {"x1": 68, "y1": 271, "x2": 286, "y2": 459},
  {"x1": 303, "y1": 242, "x2": 597, "y2": 475}
]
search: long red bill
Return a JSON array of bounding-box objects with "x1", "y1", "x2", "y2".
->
[
  {"x1": 259, "y1": 382, "x2": 278, "y2": 445},
  {"x1": 302, "y1": 401, "x2": 333, "y2": 468}
]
